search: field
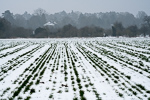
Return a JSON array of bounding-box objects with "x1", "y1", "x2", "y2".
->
[{"x1": 0, "y1": 37, "x2": 150, "y2": 100}]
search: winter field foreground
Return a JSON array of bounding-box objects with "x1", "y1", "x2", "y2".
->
[{"x1": 0, "y1": 37, "x2": 150, "y2": 100}]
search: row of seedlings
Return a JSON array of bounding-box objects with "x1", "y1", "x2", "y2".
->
[
  {"x1": 0, "y1": 42, "x2": 31, "y2": 58},
  {"x1": 0, "y1": 44, "x2": 44, "y2": 82},
  {"x1": 86, "y1": 41, "x2": 150, "y2": 77},
  {"x1": 76, "y1": 42, "x2": 150, "y2": 100},
  {"x1": 3, "y1": 43, "x2": 57, "y2": 99}
]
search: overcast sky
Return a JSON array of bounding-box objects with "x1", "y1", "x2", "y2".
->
[{"x1": 0, "y1": 0, "x2": 150, "y2": 16}]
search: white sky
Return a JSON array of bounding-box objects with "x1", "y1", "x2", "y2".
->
[{"x1": 0, "y1": 0, "x2": 150, "y2": 16}]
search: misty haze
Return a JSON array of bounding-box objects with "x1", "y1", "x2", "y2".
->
[{"x1": 0, "y1": 0, "x2": 150, "y2": 100}]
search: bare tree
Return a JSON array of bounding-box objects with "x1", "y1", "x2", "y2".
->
[
  {"x1": 136, "y1": 11, "x2": 147, "y2": 19},
  {"x1": 144, "y1": 16, "x2": 150, "y2": 27},
  {"x1": 34, "y1": 8, "x2": 46, "y2": 16}
]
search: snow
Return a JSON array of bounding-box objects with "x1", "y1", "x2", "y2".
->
[
  {"x1": 44, "y1": 22, "x2": 56, "y2": 26},
  {"x1": 0, "y1": 37, "x2": 150, "y2": 100}
]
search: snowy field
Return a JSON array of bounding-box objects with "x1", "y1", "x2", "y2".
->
[{"x1": 0, "y1": 37, "x2": 150, "y2": 100}]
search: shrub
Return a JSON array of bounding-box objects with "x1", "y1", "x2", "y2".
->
[
  {"x1": 76, "y1": 78, "x2": 81, "y2": 83},
  {"x1": 132, "y1": 91, "x2": 137, "y2": 95},
  {"x1": 89, "y1": 82, "x2": 94, "y2": 86},
  {"x1": 80, "y1": 90, "x2": 84, "y2": 97},
  {"x1": 53, "y1": 81, "x2": 56, "y2": 84},
  {"x1": 71, "y1": 76, "x2": 74, "y2": 80},
  {"x1": 65, "y1": 77, "x2": 68, "y2": 81},
  {"x1": 119, "y1": 93, "x2": 123, "y2": 97},
  {"x1": 139, "y1": 61, "x2": 144, "y2": 66},
  {"x1": 46, "y1": 87, "x2": 49, "y2": 90},
  {"x1": 114, "y1": 80, "x2": 118, "y2": 83},
  {"x1": 139, "y1": 71, "x2": 143, "y2": 74},
  {"x1": 57, "y1": 90, "x2": 62, "y2": 93},
  {"x1": 136, "y1": 84, "x2": 146, "y2": 90},
  {"x1": 18, "y1": 96, "x2": 23, "y2": 99},
  {"x1": 35, "y1": 79, "x2": 40, "y2": 85},
  {"x1": 64, "y1": 71, "x2": 68, "y2": 76},
  {"x1": 65, "y1": 89, "x2": 69, "y2": 92},
  {"x1": 114, "y1": 75, "x2": 119, "y2": 79},
  {"x1": 24, "y1": 96, "x2": 31, "y2": 100},
  {"x1": 81, "y1": 96, "x2": 86, "y2": 100},
  {"x1": 49, "y1": 94, "x2": 53, "y2": 98},
  {"x1": 13, "y1": 91, "x2": 20, "y2": 98},
  {"x1": 72, "y1": 81, "x2": 75, "y2": 84},
  {"x1": 40, "y1": 67, "x2": 46, "y2": 76},
  {"x1": 126, "y1": 75, "x2": 131, "y2": 80},
  {"x1": 8, "y1": 97, "x2": 13, "y2": 100},
  {"x1": 30, "y1": 88, "x2": 35, "y2": 94},
  {"x1": 78, "y1": 84, "x2": 82, "y2": 89},
  {"x1": 24, "y1": 82, "x2": 33, "y2": 93},
  {"x1": 73, "y1": 88, "x2": 76, "y2": 91},
  {"x1": 101, "y1": 73, "x2": 104, "y2": 76},
  {"x1": 147, "y1": 91, "x2": 150, "y2": 94},
  {"x1": 85, "y1": 84, "x2": 89, "y2": 88}
]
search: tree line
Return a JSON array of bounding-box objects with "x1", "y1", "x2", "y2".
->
[
  {"x1": 0, "y1": 9, "x2": 150, "y2": 38},
  {"x1": 34, "y1": 24, "x2": 104, "y2": 38},
  {"x1": 0, "y1": 9, "x2": 149, "y2": 29},
  {"x1": 34, "y1": 19, "x2": 150, "y2": 38}
]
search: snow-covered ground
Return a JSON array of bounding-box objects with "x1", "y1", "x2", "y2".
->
[{"x1": 0, "y1": 37, "x2": 150, "y2": 100}]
